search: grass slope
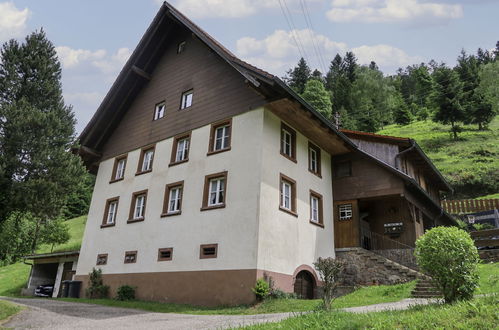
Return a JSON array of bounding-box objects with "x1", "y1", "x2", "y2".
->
[
  {"x1": 0, "y1": 300, "x2": 22, "y2": 323},
  {"x1": 378, "y1": 117, "x2": 499, "y2": 198},
  {"x1": 37, "y1": 216, "x2": 86, "y2": 254},
  {"x1": 477, "y1": 263, "x2": 499, "y2": 295}
]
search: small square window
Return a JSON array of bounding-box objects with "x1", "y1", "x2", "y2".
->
[
  {"x1": 201, "y1": 172, "x2": 228, "y2": 211},
  {"x1": 162, "y1": 181, "x2": 184, "y2": 217},
  {"x1": 170, "y1": 132, "x2": 191, "y2": 166},
  {"x1": 158, "y1": 248, "x2": 173, "y2": 261},
  {"x1": 124, "y1": 251, "x2": 137, "y2": 264},
  {"x1": 96, "y1": 254, "x2": 108, "y2": 265},
  {"x1": 111, "y1": 155, "x2": 127, "y2": 182},
  {"x1": 128, "y1": 190, "x2": 148, "y2": 223},
  {"x1": 180, "y1": 90, "x2": 193, "y2": 109},
  {"x1": 177, "y1": 41, "x2": 186, "y2": 54},
  {"x1": 339, "y1": 204, "x2": 353, "y2": 220},
  {"x1": 136, "y1": 146, "x2": 155, "y2": 175},
  {"x1": 208, "y1": 119, "x2": 232, "y2": 155},
  {"x1": 102, "y1": 197, "x2": 119, "y2": 228},
  {"x1": 153, "y1": 101, "x2": 165, "y2": 120},
  {"x1": 200, "y1": 244, "x2": 218, "y2": 259}
]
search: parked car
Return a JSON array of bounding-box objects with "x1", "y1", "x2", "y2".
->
[{"x1": 34, "y1": 284, "x2": 54, "y2": 297}]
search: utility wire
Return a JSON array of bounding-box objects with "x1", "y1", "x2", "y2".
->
[
  {"x1": 277, "y1": 0, "x2": 306, "y2": 61},
  {"x1": 299, "y1": 0, "x2": 328, "y2": 75}
]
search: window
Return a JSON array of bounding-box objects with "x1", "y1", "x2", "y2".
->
[
  {"x1": 101, "y1": 197, "x2": 119, "y2": 228},
  {"x1": 170, "y1": 133, "x2": 191, "y2": 165},
  {"x1": 180, "y1": 90, "x2": 193, "y2": 109},
  {"x1": 162, "y1": 181, "x2": 183, "y2": 217},
  {"x1": 208, "y1": 119, "x2": 232, "y2": 154},
  {"x1": 124, "y1": 251, "x2": 137, "y2": 264},
  {"x1": 339, "y1": 204, "x2": 353, "y2": 220},
  {"x1": 158, "y1": 248, "x2": 173, "y2": 261},
  {"x1": 111, "y1": 155, "x2": 127, "y2": 182},
  {"x1": 96, "y1": 254, "x2": 108, "y2": 265},
  {"x1": 128, "y1": 190, "x2": 148, "y2": 223},
  {"x1": 310, "y1": 190, "x2": 324, "y2": 227},
  {"x1": 201, "y1": 172, "x2": 228, "y2": 210},
  {"x1": 200, "y1": 244, "x2": 218, "y2": 259},
  {"x1": 334, "y1": 161, "x2": 352, "y2": 178},
  {"x1": 136, "y1": 146, "x2": 155, "y2": 175},
  {"x1": 153, "y1": 101, "x2": 165, "y2": 120},
  {"x1": 279, "y1": 173, "x2": 297, "y2": 216},
  {"x1": 308, "y1": 142, "x2": 321, "y2": 177},
  {"x1": 280, "y1": 122, "x2": 296, "y2": 162},
  {"x1": 177, "y1": 41, "x2": 186, "y2": 54}
]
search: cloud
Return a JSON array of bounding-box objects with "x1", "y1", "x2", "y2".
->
[
  {"x1": 235, "y1": 28, "x2": 420, "y2": 74},
  {"x1": 56, "y1": 46, "x2": 131, "y2": 74},
  {"x1": 326, "y1": 0, "x2": 463, "y2": 24},
  {"x1": 92, "y1": 47, "x2": 132, "y2": 74},
  {"x1": 0, "y1": 2, "x2": 30, "y2": 42}
]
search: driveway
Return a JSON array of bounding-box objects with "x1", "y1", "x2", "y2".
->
[{"x1": 2, "y1": 298, "x2": 294, "y2": 330}]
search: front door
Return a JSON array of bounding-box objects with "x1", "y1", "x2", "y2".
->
[{"x1": 294, "y1": 271, "x2": 315, "y2": 299}]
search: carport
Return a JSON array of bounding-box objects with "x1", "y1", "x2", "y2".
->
[{"x1": 22, "y1": 251, "x2": 80, "y2": 298}]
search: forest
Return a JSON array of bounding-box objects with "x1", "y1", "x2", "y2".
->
[{"x1": 284, "y1": 42, "x2": 499, "y2": 139}]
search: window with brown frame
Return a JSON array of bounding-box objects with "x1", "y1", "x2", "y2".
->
[
  {"x1": 161, "y1": 181, "x2": 183, "y2": 217},
  {"x1": 200, "y1": 244, "x2": 218, "y2": 259},
  {"x1": 96, "y1": 254, "x2": 108, "y2": 265},
  {"x1": 308, "y1": 142, "x2": 321, "y2": 177},
  {"x1": 334, "y1": 161, "x2": 352, "y2": 178},
  {"x1": 280, "y1": 122, "x2": 296, "y2": 162},
  {"x1": 309, "y1": 190, "x2": 324, "y2": 227},
  {"x1": 158, "y1": 248, "x2": 173, "y2": 261},
  {"x1": 110, "y1": 155, "x2": 127, "y2": 183},
  {"x1": 180, "y1": 89, "x2": 193, "y2": 109},
  {"x1": 101, "y1": 197, "x2": 119, "y2": 228},
  {"x1": 170, "y1": 132, "x2": 191, "y2": 166},
  {"x1": 153, "y1": 101, "x2": 165, "y2": 120},
  {"x1": 201, "y1": 171, "x2": 227, "y2": 211},
  {"x1": 279, "y1": 173, "x2": 297, "y2": 216},
  {"x1": 124, "y1": 251, "x2": 137, "y2": 264},
  {"x1": 208, "y1": 119, "x2": 232, "y2": 155},
  {"x1": 128, "y1": 190, "x2": 148, "y2": 223},
  {"x1": 136, "y1": 145, "x2": 155, "y2": 175}
]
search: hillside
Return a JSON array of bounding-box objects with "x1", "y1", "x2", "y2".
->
[{"x1": 378, "y1": 117, "x2": 499, "y2": 199}]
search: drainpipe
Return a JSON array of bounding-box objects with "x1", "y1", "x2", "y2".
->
[{"x1": 395, "y1": 139, "x2": 416, "y2": 171}]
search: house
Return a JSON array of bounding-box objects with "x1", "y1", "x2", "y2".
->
[{"x1": 71, "y1": 2, "x2": 454, "y2": 306}]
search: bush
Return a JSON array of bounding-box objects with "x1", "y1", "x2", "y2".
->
[
  {"x1": 269, "y1": 288, "x2": 297, "y2": 299},
  {"x1": 415, "y1": 227, "x2": 479, "y2": 303},
  {"x1": 85, "y1": 268, "x2": 110, "y2": 299},
  {"x1": 314, "y1": 257, "x2": 344, "y2": 310},
  {"x1": 252, "y1": 278, "x2": 270, "y2": 301},
  {"x1": 116, "y1": 285, "x2": 135, "y2": 301}
]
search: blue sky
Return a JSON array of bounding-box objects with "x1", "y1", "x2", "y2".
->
[{"x1": 1, "y1": 0, "x2": 498, "y2": 133}]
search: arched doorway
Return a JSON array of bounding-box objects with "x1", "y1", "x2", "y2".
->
[{"x1": 294, "y1": 271, "x2": 315, "y2": 299}]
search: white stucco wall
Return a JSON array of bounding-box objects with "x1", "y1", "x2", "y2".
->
[
  {"x1": 76, "y1": 108, "x2": 265, "y2": 276},
  {"x1": 256, "y1": 110, "x2": 336, "y2": 276}
]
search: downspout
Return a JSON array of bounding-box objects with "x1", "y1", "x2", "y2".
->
[{"x1": 395, "y1": 139, "x2": 416, "y2": 171}]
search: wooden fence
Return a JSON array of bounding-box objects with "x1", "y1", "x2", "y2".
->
[
  {"x1": 470, "y1": 228, "x2": 499, "y2": 248},
  {"x1": 441, "y1": 199, "x2": 499, "y2": 215}
]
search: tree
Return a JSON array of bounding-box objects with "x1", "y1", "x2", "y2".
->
[
  {"x1": 314, "y1": 257, "x2": 344, "y2": 310},
  {"x1": 432, "y1": 66, "x2": 465, "y2": 139},
  {"x1": 0, "y1": 30, "x2": 86, "y2": 260},
  {"x1": 394, "y1": 104, "x2": 413, "y2": 125},
  {"x1": 301, "y1": 79, "x2": 332, "y2": 119},
  {"x1": 284, "y1": 57, "x2": 311, "y2": 94},
  {"x1": 311, "y1": 69, "x2": 323, "y2": 82},
  {"x1": 477, "y1": 61, "x2": 499, "y2": 126},
  {"x1": 0, "y1": 212, "x2": 36, "y2": 264},
  {"x1": 62, "y1": 173, "x2": 95, "y2": 219},
  {"x1": 39, "y1": 218, "x2": 70, "y2": 252}
]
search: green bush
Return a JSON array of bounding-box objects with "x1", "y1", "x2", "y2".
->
[
  {"x1": 252, "y1": 278, "x2": 270, "y2": 301},
  {"x1": 269, "y1": 288, "x2": 297, "y2": 299},
  {"x1": 415, "y1": 227, "x2": 479, "y2": 303},
  {"x1": 85, "y1": 268, "x2": 109, "y2": 299},
  {"x1": 116, "y1": 285, "x2": 135, "y2": 301}
]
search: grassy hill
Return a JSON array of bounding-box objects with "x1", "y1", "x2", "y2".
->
[
  {"x1": 37, "y1": 215, "x2": 87, "y2": 254},
  {"x1": 378, "y1": 117, "x2": 499, "y2": 199}
]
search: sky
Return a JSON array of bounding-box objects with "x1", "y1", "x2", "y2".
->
[{"x1": 1, "y1": 0, "x2": 498, "y2": 133}]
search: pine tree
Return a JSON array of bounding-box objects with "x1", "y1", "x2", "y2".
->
[
  {"x1": 343, "y1": 51, "x2": 357, "y2": 83},
  {"x1": 284, "y1": 57, "x2": 311, "y2": 94},
  {"x1": 311, "y1": 69, "x2": 323, "y2": 82},
  {"x1": 0, "y1": 30, "x2": 85, "y2": 254},
  {"x1": 300, "y1": 79, "x2": 332, "y2": 119},
  {"x1": 476, "y1": 61, "x2": 499, "y2": 128}
]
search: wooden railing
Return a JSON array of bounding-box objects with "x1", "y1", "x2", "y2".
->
[
  {"x1": 441, "y1": 199, "x2": 499, "y2": 215},
  {"x1": 470, "y1": 228, "x2": 499, "y2": 248}
]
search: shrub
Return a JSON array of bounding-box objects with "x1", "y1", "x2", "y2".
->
[
  {"x1": 269, "y1": 288, "x2": 297, "y2": 299},
  {"x1": 252, "y1": 278, "x2": 270, "y2": 301},
  {"x1": 116, "y1": 285, "x2": 135, "y2": 301},
  {"x1": 314, "y1": 257, "x2": 344, "y2": 310},
  {"x1": 415, "y1": 227, "x2": 479, "y2": 303},
  {"x1": 85, "y1": 268, "x2": 110, "y2": 299}
]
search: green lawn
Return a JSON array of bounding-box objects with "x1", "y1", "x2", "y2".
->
[
  {"x1": 477, "y1": 262, "x2": 499, "y2": 295},
  {"x1": 244, "y1": 295, "x2": 499, "y2": 329},
  {"x1": 477, "y1": 193, "x2": 499, "y2": 199},
  {"x1": 37, "y1": 216, "x2": 86, "y2": 254},
  {"x1": 0, "y1": 262, "x2": 30, "y2": 297},
  {"x1": 378, "y1": 117, "x2": 499, "y2": 198},
  {"x1": 0, "y1": 300, "x2": 21, "y2": 323}
]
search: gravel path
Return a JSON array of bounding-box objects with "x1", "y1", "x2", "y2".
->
[{"x1": 1, "y1": 297, "x2": 439, "y2": 329}]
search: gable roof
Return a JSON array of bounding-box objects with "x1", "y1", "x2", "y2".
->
[{"x1": 77, "y1": 1, "x2": 356, "y2": 168}]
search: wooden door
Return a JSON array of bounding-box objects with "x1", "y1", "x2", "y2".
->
[
  {"x1": 334, "y1": 200, "x2": 360, "y2": 248},
  {"x1": 294, "y1": 271, "x2": 315, "y2": 299}
]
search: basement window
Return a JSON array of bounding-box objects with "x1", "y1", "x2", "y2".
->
[
  {"x1": 96, "y1": 254, "x2": 108, "y2": 265},
  {"x1": 124, "y1": 251, "x2": 137, "y2": 264},
  {"x1": 339, "y1": 204, "x2": 353, "y2": 220},
  {"x1": 157, "y1": 248, "x2": 173, "y2": 261},
  {"x1": 200, "y1": 244, "x2": 218, "y2": 259}
]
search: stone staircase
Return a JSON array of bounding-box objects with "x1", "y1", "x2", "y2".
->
[{"x1": 411, "y1": 278, "x2": 442, "y2": 298}]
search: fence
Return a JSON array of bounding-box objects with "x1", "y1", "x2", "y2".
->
[
  {"x1": 470, "y1": 228, "x2": 499, "y2": 248},
  {"x1": 441, "y1": 199, "x2": 499, "y2": 215}
]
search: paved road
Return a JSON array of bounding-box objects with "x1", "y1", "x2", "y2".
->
[
  {"x1": 2, "y1": 297, "x2": 438, "y2": 329},
  {"x1": 2, "y1": 298, "x2": 295, "y2": 330}
]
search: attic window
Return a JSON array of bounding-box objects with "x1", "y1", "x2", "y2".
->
[
  {"x1": 180, "y1": 90, "x2": 193, "y2": 109},
  {"x1": 153, "y1": 101, "x2": 165, "y2": 120},
  {"x1": 200, "y1": 244, "x2": 218, "y2": 259},
  {"x1": 177, "y1": 41, "x2": 186, "y2": 54}
]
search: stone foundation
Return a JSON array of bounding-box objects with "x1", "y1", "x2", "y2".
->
[{"x1": 371, "y1": 248, "x2": 418, "y2": 270}]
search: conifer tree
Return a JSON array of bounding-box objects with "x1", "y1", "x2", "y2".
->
[
  {"x1": 301, "y1": 79, "x2": 332, "y2": 119},
  {"x1": 284, "y1": 57, "x2": 311, "y2": 94}
]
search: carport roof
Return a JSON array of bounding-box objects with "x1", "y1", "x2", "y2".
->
[{"x1": 24, "y1": 251, "x2": 80, "y2": 260}]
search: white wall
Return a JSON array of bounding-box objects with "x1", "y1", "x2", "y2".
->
[
  {"x1": 256, "y1": 110, "x2": 335, "y2": 275},
  {"x1": 76, "y1": 108, "x2": 265, "y2": 276}
]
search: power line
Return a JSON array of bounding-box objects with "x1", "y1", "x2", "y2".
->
[
  {"x1": 299, "y1": 0, "x2": 328, "y2": 75},
  {"x1": 277, "y1": 0, "x2": 306, "y2": 61},
  {"x1": 279, "y1": 0, "x2": 312, "y2": 68}
]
